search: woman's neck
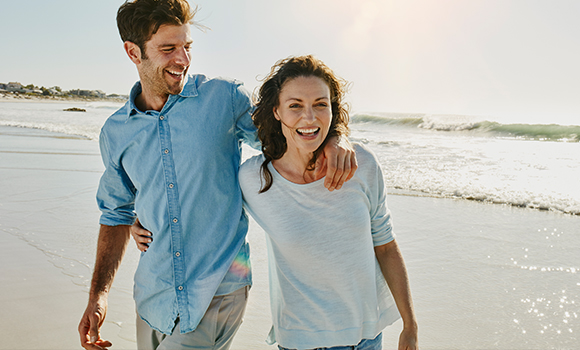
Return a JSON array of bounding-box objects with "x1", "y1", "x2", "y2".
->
[{"x1": 272, "y1": 148, "x2": 325, "y2": 184}]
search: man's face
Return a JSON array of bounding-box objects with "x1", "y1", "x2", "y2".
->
[{"x1": 139, "y1": 24, "x2": 193, "y2": 97}]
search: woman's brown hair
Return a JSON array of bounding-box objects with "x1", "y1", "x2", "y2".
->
[{"x1": 253, "y1": 55, "x2": 350, "y2": 193}]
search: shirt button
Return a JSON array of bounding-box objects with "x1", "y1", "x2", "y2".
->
[
  {"x1": 178, "y1": 286, "x2": 184, "y2": 291},
  {"x1": 159, "y1": 115, "x2": 164, "y2": 120},
  {"x1": 168, "y1": 183, "x2": 174, "y2": 189},
  {"x1": 175, "y1": 252, "x2": 181, "y2": 257},
  {"x1": 164, "y1": 149, "x2": 169, "y2": 154},
  {"x1": 173, "y1": 218, "x2": 178, "y2": 223}
]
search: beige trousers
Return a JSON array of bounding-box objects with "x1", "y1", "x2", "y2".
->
[{"x1": 136, "y1": 286, "x2": 249, "y2": 350}]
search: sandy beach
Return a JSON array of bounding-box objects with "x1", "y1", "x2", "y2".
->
[
  {"x1": 1, "y1": 125, "x2": 578, "y2": 349},
  {"x1": 0, "y1": 126, "x2": 137, "y2": 349}
]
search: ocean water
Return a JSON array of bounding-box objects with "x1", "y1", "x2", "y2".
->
[
  {"x1": 1, "y1": 101, "x2": 579, "y2": 348},
  {"x1": 350, "y1": 113, "x2": 580, "y2": 216},
  {"x1": 0, "y1": 100, "x2": 119, "y2": 140},
  {"x1": 2, "y1": 102, "x2": 578, "y2": 215}
]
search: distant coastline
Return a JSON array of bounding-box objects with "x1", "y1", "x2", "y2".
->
[
  {"x1": 0, "y1": 81, "x2": 128, "y2": 104},
  {"x1": 0, "y1": 92, "x2": 127, "y2": 104}
]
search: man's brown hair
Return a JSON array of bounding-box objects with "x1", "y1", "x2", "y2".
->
[{"x1": 117, "y1": 0, "x2": 197, "y2": 58}]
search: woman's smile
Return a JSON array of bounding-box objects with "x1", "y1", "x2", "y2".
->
[{"x1": 296, "y1": 127, "x2": 320, "y2": 137}]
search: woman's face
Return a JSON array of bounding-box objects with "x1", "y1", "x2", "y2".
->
[{"x1": 274, "y1": 76, "x2": 332, "y2": 157}]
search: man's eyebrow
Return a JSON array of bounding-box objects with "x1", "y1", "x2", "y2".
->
[{"x1": 158, "y1": 40, "x2": 193, "y2": 47}]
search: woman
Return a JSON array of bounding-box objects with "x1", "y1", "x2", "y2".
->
[
  {"x1": 239, "y1": 55, "x2": 418, "y2": 350},
  {"x1": 132, "y1": 55, "x2": 418, "y2": 350}
]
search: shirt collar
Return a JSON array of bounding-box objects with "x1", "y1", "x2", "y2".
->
[
  {"x1": 126, "y1": 75, "x2": 198, "y2": 120},
  {"x1": 178, "y1": 74, "x2": 198, "y2": 98}
]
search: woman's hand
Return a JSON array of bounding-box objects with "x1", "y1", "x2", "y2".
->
[
  {"x1": 130, "y1": 218, "x2": 152, "y2": 252},
  {"x1": 398, "y1": 324, "x2": 419, "y2": 350}
]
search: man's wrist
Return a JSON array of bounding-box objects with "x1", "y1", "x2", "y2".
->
[{"x1": 89, "y1": 288, "x2": 110, "y2": 302}]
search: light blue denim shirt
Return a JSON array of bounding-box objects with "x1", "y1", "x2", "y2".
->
[{"x1": 97, "y1": 74, "x2": 260, "y2": 334}]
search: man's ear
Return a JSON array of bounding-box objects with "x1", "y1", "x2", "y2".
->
[{"x1": 124, "y1": 41, "x2": 143, "y2": 65}]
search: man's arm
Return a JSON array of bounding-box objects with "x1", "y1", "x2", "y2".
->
[
  {"x1": 318, "y1": 136, "x2": 358, "y2": 191},
  {"x1": 79, "y1": 225, "x2": 131, "y2": 350},
  {"x1": 374, "y1": 240, "x2": 419, "y2": 350}
]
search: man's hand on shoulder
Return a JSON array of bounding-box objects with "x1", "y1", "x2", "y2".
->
[{"x1": 317, "y1": 136, "x2": 357, "y2": 191}]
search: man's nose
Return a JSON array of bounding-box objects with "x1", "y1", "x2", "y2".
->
[{"x1": 175, "y1": 47, "x2": 191, "y2": 66}]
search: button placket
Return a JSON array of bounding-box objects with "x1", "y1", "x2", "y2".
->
[{"x1": 157, "y1": 111, "x2": 188, "y2": 315}]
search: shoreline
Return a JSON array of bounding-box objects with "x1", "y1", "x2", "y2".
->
[{"x1": 388, "y1": 188, "x2": 580, "y2": 217}]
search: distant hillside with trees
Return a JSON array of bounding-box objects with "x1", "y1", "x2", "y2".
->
[{"x1": 0, "y1": 81, "x2": 128, "y2": 102}]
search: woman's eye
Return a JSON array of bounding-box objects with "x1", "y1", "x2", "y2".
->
[{"x1": 289, "y1": 104, "x2": 301, "y2": 109}]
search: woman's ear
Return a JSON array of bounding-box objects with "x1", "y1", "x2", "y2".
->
[
  {"x1": 124, "y1": 41, "x2": 143, "y2": 65},
  {"x1": 273, "y1": 107, "x2": 281, "y2": 121}
]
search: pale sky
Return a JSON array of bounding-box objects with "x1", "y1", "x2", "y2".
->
[{"x1": 1, "y1": 0, "x2": 579, "y2": 125}]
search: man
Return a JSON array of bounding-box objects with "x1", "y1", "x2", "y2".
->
[{"x1": 78, "y1": 1, "x2": 356, "y2": 349}]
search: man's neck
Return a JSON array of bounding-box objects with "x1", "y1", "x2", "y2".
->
[{"x1": 135, "y1": 86, "x2": 170, "y2": 112}]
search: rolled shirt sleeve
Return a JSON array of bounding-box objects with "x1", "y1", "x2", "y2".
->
[{"x1": 97, "y1": 130, "x2": 137, "y2": 227}]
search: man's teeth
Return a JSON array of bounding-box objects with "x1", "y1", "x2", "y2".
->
[
  {"x1": 168, "y1": 70, "x2": 183, "y2": 76},
  {"x1": 296, "y1": 127, "x2": 319, "y2": 135}
]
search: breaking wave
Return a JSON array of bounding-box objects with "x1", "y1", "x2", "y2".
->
[{"x1": 352, "y1": 113, "x2": 580, "y2": 142}]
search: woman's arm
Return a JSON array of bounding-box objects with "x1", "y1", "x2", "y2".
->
[{"x1": 375, "y1": 240, "x2": 418, "y2": 350}]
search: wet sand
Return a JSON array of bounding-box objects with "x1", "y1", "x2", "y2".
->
[{"x1": 0, "y1": 126, "x2": 136, "y2": 349}]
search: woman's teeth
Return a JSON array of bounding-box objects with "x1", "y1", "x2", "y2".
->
[{"x1": 296, "y1": 127, "x2": 319, "y2": 136}]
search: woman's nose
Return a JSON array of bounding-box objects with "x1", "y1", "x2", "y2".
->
[{"x1": 302, "y1": 107, "x2": 315, "y2": 122}]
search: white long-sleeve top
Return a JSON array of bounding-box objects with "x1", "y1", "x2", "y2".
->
[{"x1": 239, "y1": 143, "x2": 401, "y2": 349}]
